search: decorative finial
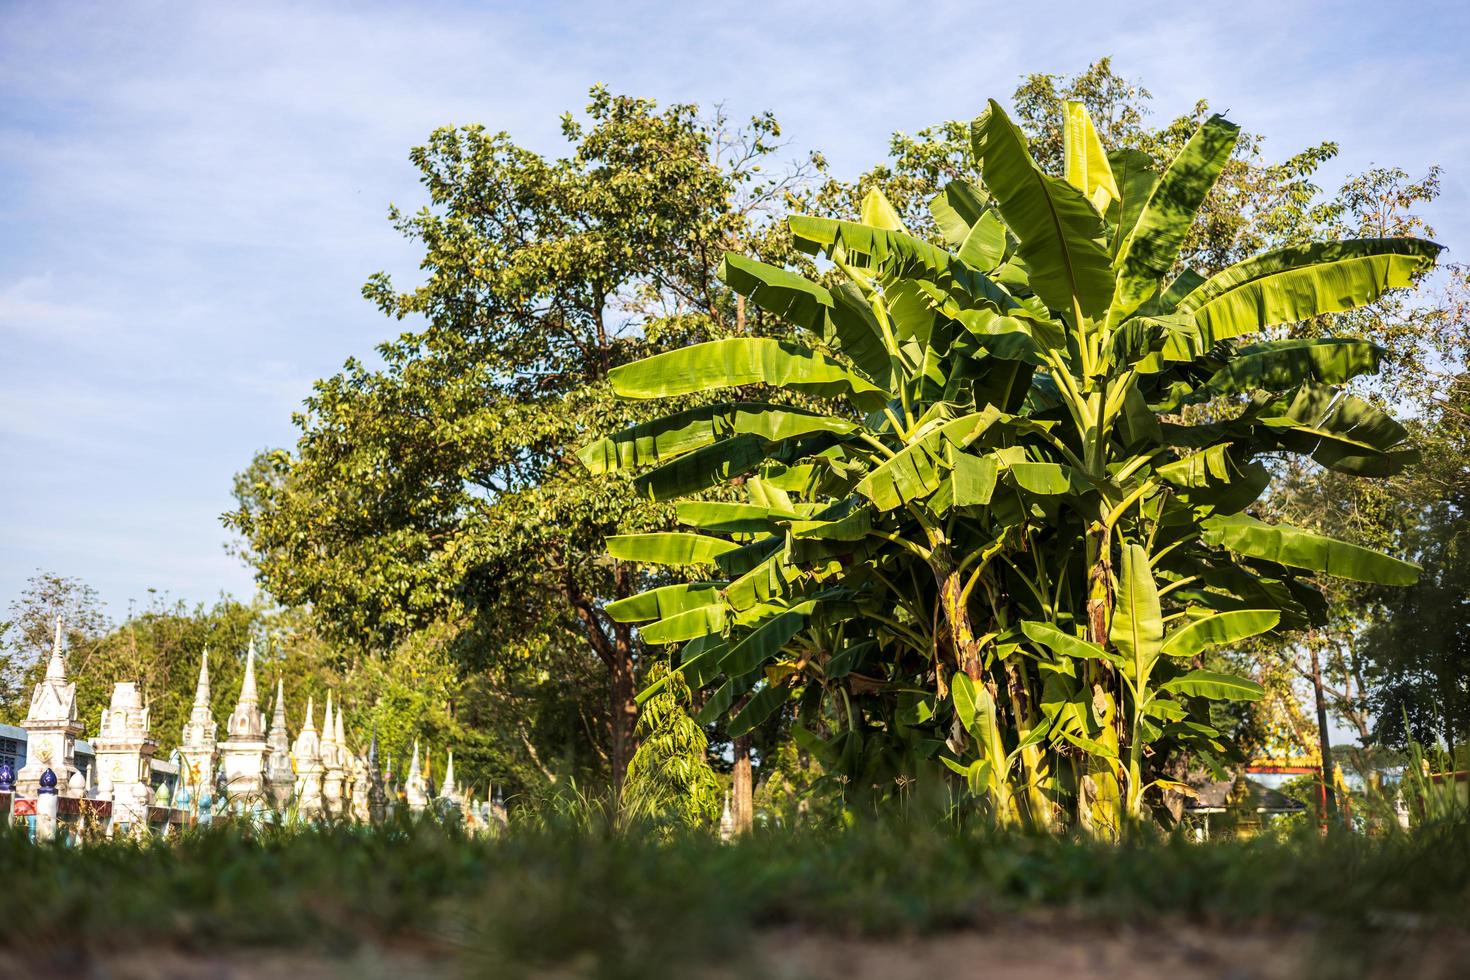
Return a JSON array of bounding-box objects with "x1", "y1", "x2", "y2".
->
[
  {"x1": 38, "y1": 767, "x2": 58, "y2": 795},
  {"x1": 44, "y1": 616, "x2": 67, "y2": 681}
]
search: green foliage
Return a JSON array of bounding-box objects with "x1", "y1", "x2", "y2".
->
[
  {"x1": 585, "y1": 88, "x2": 1438, "y2": 833},
  {"x1": 620, "y1": 662, "x2": 721, "y2": 832}
]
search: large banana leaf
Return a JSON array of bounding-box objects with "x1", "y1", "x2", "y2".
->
[
  {"x1": 718, "y1": 254, "x2": 893, "y2": 384},
  {"x1": 632, "y1": 433, "x2": 774, "y2": 501},
  {"x1": 929, "y1": 180, "x2": 989, "y2": 247},
  {"x1": 720, "y1": 608, "x2": 809, "y2": 675},
  {"x1": 1111, "y1": 115, "x2": 1240, "y2": 322},
  {"x1": 972, "y1": 100, "x2": 1115, "y2": 318},
  {"x1": 640, "y1": 604, "x2": 726, "y2": 645},
  {"x1": 1106, "y1": 148, "x2": 1157, "y2": 256},
  {"x1": 855, "y1": 408, "x2": 1003, "y2": 511},
  {"x1": 726, "y1": 679, "x2": 793, "y2": 737},
  {"x1": 1259, "y1": 383, "x2": 1411, "y2": 475},
  {"x1": 1179, "y1": 239, "x2": 1441, "y2": 342},
  {"x1": 1110, "y1": 544, "x2": 1163, "y2": 678},
  {"x1": 608, "y1": 338, "x2": 888, "y2": 411},
  {"x1": 1192, "y1": 338, "x2": 1382, "y2": 399},
  {"x1": 675, "y1": 501, "x2": 803, "y2": 535},
  {"x1": 1160, "y1": 609, "x2": 1280, "y2": 658},
  {"x1": 605, "y1": 532, "x2": 740, "y2": 567},
  {"x1": 606, "y1": 581, "x2": 727, "y2": 623},
  {"x1": 1160, "y1": 670, "x2": 1264, "y2": 701},
  {"x1": 1200, "y1": 513, "x2": 1418, "y2": 585},
  {"x1": 579, "y1": 401, "x2": 858, "y2": 475},
  {"x1": 1176, "y1": 238, "x2": 1442, "y2": 315},
  {"x1": 1062, "y1": 101, "x2": 1119, "y2": 213}
]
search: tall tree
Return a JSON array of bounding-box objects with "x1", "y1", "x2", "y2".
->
[{"x1": 226, "y1": 88, "x2": 811, "y2": 797}]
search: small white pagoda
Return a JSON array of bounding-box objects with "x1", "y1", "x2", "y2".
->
[
  {"x1": 91, "y1": 680, "x2": 158, "y2": 830},
  {"x1": 178, "y1": 649, "x2": 219, "y2": 803},
  {"x1": 217, "y1": 640, "x2": 268, "y2": 804},
  {"x1": 17, "y1": 619, "x2": 86, "y2": 796}
]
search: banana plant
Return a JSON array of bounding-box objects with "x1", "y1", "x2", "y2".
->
[{"x1": 579, "y1": 98, "x2": 1439, "y2": 831}]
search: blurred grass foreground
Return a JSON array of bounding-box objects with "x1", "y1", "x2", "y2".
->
[{"x1": 3, "y1": 813, "x2": 1468, "y2": 979}]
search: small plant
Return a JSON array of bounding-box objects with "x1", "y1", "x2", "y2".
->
[{"x1": 620, "y1": 661, "x2": 721, "y2": 833}]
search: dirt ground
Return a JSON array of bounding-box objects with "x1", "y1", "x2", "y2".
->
[{"x1": 5, "y1": 923, "x2": 1464, "y2": 980}]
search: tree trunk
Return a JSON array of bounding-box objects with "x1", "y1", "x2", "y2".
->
[
  {"x1": 608, "y1": 624, "x2": 638, "y2": 806},
  {"x1": 1082, "y1": 519, "x2": 1122, "y2": 836},
  {"x1": 731, "y1": 733, "x2": 754, "y2": 834},
  {"x1": 1309, "y1": 642, "x2": 1338, "y2": 828}
]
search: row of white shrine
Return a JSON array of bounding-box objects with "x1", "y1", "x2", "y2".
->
[{"x1": 11, "y1": 621, "x2": 489, "y2": 834}]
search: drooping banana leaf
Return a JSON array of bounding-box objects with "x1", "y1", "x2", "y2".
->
[
  {"x1": 929, "y1": 179, "x2": 989, "y2": 247},
  {"x1": 1180, "y1": 239, "x2": 1442, "y2": 343},
  {"x1": 608, "y1": 338, "x2": 888, "y2": 411},
  {"x1": 606, "y1": 581, "x2": 727, "y2": 623},
  {"x1": 1111, "y1": 114, "x2": 1240, "y2": 323},
  {"x1": 640, "y1": 603, "x2": 727, "y2": 645},
  {"x1": 578, "y1": 401, "x2": 858, "y2": 475},
  {"x1": 1159, "y1": 670, "x2": 1264, "y2": 701},
  {"x1": 1191, "y1": 338, "x2": 1383, "y2": 399},
  {"x1": 719, "y1": 608, "x2": 810, "y2": 676},
  {"x1": 1160, "y1": 609, "x2": 1280, "y2": 658},
  {"x1": 675, "y1": 501, "x2": 803, "y2": 535},
  {"x1": 632, "y1": 433, "x2": 773, "y2": 501},
  {"x1": 605, "y1": 532, "x2": 740, "y2": 567},
  {"x1": 972, "y1": 100, "x2": 1115, "y2": 319},
  {"x1": 726, "y1": 678, "x2": 793, "y2": 737},
  {"x1": 1176, "y1": 238, "x2": 1443, "y2": 316},
  {"x1": 1199, "y1": 513, "x2": 1419, "y2": 585},
  {"x1": 855, "y1": 408, "x2": 1004, "y2": 511},
  {"x1": 718, "y1": 253, "x2": 893, "y2": 384},
  {"x1": 1258, "y1": 383, "x2": 1412, "y2": 475}
]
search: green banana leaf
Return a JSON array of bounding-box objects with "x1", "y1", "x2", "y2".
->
[
  {"x1": 1182, "y1": 239, "x2": 1441, "y2": 342},
  {"x1": 632, "y1": 433, "x2": 773, "y2": 501},
  {"x1": 608, "y1": 338, "x2": 887, "y2": 411},
  {"x1": 1200, "y1": 513, "x2": 1419, "y2": 585},
  {"x1": 1110, "y1": 544, "x2": 1163, "y2": 677},
  {"x1": 720, "y1": 609, "x2": 809, "y2": 676},
  {"x1": 675, "y1": 501, "x2": 808, "y2": 535},
  {"x1": 606, "y1": 581, "x2": 727, "y2": 623},
  {"x1": 1160, "y1": 670, "x2": 1264, "y2": 701},
  {"x1": 718, "y1": 253, "x2": 893, "y2": 384},
  {"x1": 1106, "y1": 148, "x2": 1158, "y2": 257},
  {"x1": 605, "y1": 532, "x2": 740, "y2": 567},
  {"x1": 1176, "y1": 238, "x2": 1442, "y2": 316},
  {"x1": 1111, "y1": 115, "x2": 1240, "y2": 322},
  {"x1": 1021, "y1": 621, "x2": 1122, "y2": 666},
  {"x1": 1160, "y1": 609, "x2": 1280, "y2": 658},
  {"x1": 972, "y1": 100, "x2": 1115, "y2": 319},
  {"x1": 929, "y1": 179, "x2": 989, "y2": 247},
  {"x1": 1193, "y1": 338, "x2": 1383, "y2": 399},
  {"x1": 640, "y1": 603, "x2": 726, "y2": 645},
  {"x1": 855, "y1": 408, "x2": 1003, "y2": 511},
  {"x1": 578, "y1": 401, "x2": 857, "y2": 475}
]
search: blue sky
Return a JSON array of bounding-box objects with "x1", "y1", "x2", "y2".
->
[{"x1": 2, "y1": 0, "x2": 1468, "y2": 618}]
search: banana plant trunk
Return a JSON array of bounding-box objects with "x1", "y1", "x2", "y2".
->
[{"x1": 1083, "y1": 518, "x2": 1124, "y2": 835}]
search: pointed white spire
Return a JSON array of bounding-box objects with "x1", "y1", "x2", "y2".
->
[
  {"x1": 239, "y1": 639, "x2": 259, "y2": 705},
  {"x1": 44, "y1": 616, "x2": 66, "y2": 682},
  {"x1": 439, "y1": 749, "x2": 456, "y2": 799},
  {"x1": 193, "y1": 648, "x2": 211, "y2": 706},
  {"x1": 271, "y1": 677, "x2": 286, "y2": 730},
  {"x1": 303, "y1": 695, "x2": 316, "y2": 734},
  {"x1": 334, "y1": 701, "x2": 347, "y2": 754}
]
